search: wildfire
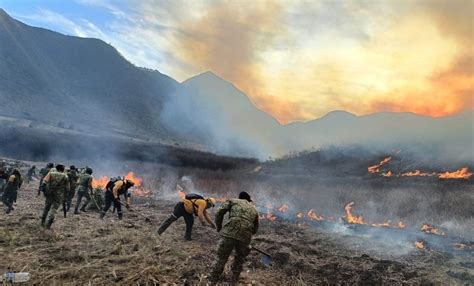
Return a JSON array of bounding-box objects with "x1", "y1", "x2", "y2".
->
[
  {"x1": 307, "y1": 209, "x2": 324, "y2": 221},
  {"x1": 381, "y1": 171, "x2": 393, "y2": 177},
  {"x1": 296, "y1": 212, "x2": 305, "y2": 218},
  {"x1": 402, "y1": 170, "x2": 436, "y2": 177},
  {"x1": 259, "y1": 204, "x2": 278, "y2": 221},
  {"x1": 415, "y1": 241, "x2": 425, "y2": 249},
  {"x1": 371, "y1": 221, "x2": 391, "y2": 227},
  {"x1": 124, "y1": 172, "x2": 143, "y2": 186},
  {"x1": 344, "y1": 202, "x2": 365, "y2": 225},
  {"x1": 92, "y1": 176, "x2": 108, "y2": 189},
  {"x1": 368, "y1": 156, "x2": 392, "y2": 174},
  {"x1": 278, "y1": 204, "x2": 289, "y2": 213},
  {"x1": 421, "y1": 224, "x2": 445, "y2": 236},
  {"x1": 452, "y1": 243, "x2": 474, "y2": 250},
  {"x1": 398, "y1": 221, "x2": 406, "y2": 228},
  {"x1": 439, "y1": 167, "x2": 473, "y2": 180}
]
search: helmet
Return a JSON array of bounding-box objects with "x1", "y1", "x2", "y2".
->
[
  {"x1": 126, "y1": 179, "x2": 135, "y2": 187},
  {"x1": 207, "y1": 198, "x2": 216, "y2": 207},
  {"x1": 47, "y1": 163, "x2": 54, "y2": 168},
  {"x1": 239, "y1": 192, "x2": 252, "y2": 202},
  {"x1": 55, "y1": 164, "x2": 65, "y2": 172},
  {"x1": 70, "y1": 165, "x2": 76, "y2": 170},
  {"x1": 86, "y1": 167, "x2": 93, "y2": 175}
]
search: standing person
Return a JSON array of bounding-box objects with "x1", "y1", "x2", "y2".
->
[
  {"x1": 74, "y1": 167, "x2": 93, "y2": 214},
  {"x1": 40, "y1": 164, "x2": 69, "y2": 229},
  {"x1": 209, "y1": 192, "x2": 259, "y2": 284},
  {"x1": 26, "y1": 165, "x2": 36, "y2": 184},
  {"x1": 100, "y1": 178, "x2": 135, "y2": 220},
  {"x1": 38, "y1": 163, "x2": 54, "y2": 196},
  {"x1": 65, "y1": 165, "x2": 79, "y2": 212},
  {"x1": 157, "y1": 192, "x2": 217, "y2": 241},
  {"x1": 2, "y1": 169, "x2": 22, "y2": 214}
]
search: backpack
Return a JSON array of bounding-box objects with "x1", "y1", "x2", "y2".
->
[
  {"x1": 106, "y1": 177, "x2": 122, "y2": 191},
  {"x1": 185, "y1": 193, "x2": 204, "y2": 214}
]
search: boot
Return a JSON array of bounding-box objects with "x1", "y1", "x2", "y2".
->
[
  {"x1": 99, "y1": 212, "x2": 106, "y2": 219},
  {"x1": 80, "y1": 205, "x2": 87, "y2": 212}
]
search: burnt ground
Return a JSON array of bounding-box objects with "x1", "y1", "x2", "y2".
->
[{"x1": 1, "y1": 177, "x2": 473, "y2": 285}]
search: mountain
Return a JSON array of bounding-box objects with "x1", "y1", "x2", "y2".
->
[
  {"x1": 0, "y1": 9, "x2": 472, "y2": 163},
  {"x1": 0, "y1": 8, "x2": 178, "y2": 139}
]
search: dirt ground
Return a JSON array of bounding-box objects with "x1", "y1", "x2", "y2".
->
[{"x1": 1, "y1": 175, "x2": 473, "y2": 285}]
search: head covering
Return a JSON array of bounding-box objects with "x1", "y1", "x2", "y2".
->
[
  {"x1": 239, "y1": 191, "x2": 252, "y2": 202},
  {"x1": 207, "y1": 198, "x2": 216, "y2": 207}
]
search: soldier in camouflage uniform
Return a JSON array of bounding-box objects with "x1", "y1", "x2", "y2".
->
[
  {"x1": 2, "y1": 169, "x2": 22, "y2": 214},
  {"x1": 40, "y1": 164, "x2": 69, "y2": 228},
  {"x1": 65, "y1": 165, "x2": 79, "y2": 212},
  {"x1": 209, "y1": 192, "x2": 259, "y2": 284},
  {"x1": 38, "y1": 163, "x2": 54, "y2": 196},
  {"x1": 74, "y1": 167, "x2": 93, "y2": 214}
]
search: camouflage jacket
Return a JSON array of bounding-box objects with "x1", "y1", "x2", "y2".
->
[
  {"x1": 215, "y1": 199, "x2": 259, "y2": 244},
  {"x1": 45, "y1": 171, "x2": 69, "y2": 198},
  {"x1": 77, "y1": 173, "x2": 92, "y2": 192},
  {"x1": 67, "y1": 170, "x2": 79, "y2": 190}
]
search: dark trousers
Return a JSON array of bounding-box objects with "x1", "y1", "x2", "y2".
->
[
  {"x1": 102, "y1": 190, "x2": 122, "y2": 219},
  {"x1": 66, "y1": 188, "x2": 76, "y2": 212},
  {"x1": 157, "y1": 202, "x2": 194, "y2": 239}
]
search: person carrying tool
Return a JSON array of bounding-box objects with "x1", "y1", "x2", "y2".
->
[
  {"x1": 100, "y1": 177, "x2": 134, "y2": 220},
  {"x1": 157, "y1": 191, "x2": 217, "y2": 241},
  {"x1": 208, "y1": 191, "x2": 259, "y2": 284}
]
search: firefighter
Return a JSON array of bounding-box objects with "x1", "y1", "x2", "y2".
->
[
  {"x1": 40, "y1": 164, "x2": 69, "y2": 228},
  {"x1": 74, "y1": 167, "x2": 93, "y2": 214},
  {"x1": 157, "y1": 190, "x2": 217, "y2": 241},
  {"x1": 65, "y1": 165, "x2": 79, "y2": 212},
  {"x1": 38, "y1": 163, "x2": 54, "y2": 196},
  {"x1": 209, "y1": 192, "x2": 259, "y2": 284},
  {"x1": 2, "y1": 169, "x2": 22, "y2": 214},
  {"x1": 100, "y1": 178, "x2": 135, "y2": 220},
  {"x1": 26, "y1": 165, "x2": 36, "y2": 184}
]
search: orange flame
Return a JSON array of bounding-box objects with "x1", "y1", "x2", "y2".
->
[
  {"x1": 344, "y1": 202, "x2": 365, "y2": 224},
  {"x1": 452, "y1": 243, "x2": 474, "y2": 250},
  {"x1": 307, "y1": 209, "x2": 324, "y2": 221},
  {"x1": 124, "y1": 172, "x2": 143, "y2": 187},
  {"x1": 92, "y1": 176, "x2": 109, "y2": 189},
  {"x1": 368, "y1": 156, "x2": 392, "y2": 174},
  {"x1": 278, "y1": 204, "x2": 289, "y2": 213},
  {"x1": 398, "y1": 221, "x2": 406, "y2": 229},
  {"x1": 402, "y1": 170, "x2": 437, "y2": 177},
  {"x1": 371, "y1": 220, "x2": 391, "y2": 227},
  {"x1": 421, "y1": 224, "x2": 445, "y2": 236},
  {"x1": 381, "y1": 170, "x2": 393, "y2": 177},
  {"x1": 439, "y1": 167, "x2": 472, "y2": 179},
  {"x1": 415, "y1": 241, "x2": 425, "y2": 249}
]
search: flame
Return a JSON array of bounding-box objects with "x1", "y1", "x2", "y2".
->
[
  {"x1": 402, "y1": 170, "x2": 437, "y2": 177},
  {"x1": 278, "y1": 204, "x2": 289, "y2": 213},
  {"x1": 124, "y1": 172, "x2": 143, "y2": 187},
  {"x1": 421, "y1": 224, "x2": 445, "y2": 236},
  {"x1": 381, "y1": 170, "x2": 393, "y2": 177},
  {"x1": 259, "y1": 204, "x2": 278, "y2": 221},
  {"x1": 415, "y1": 241, "x2": 425, "y2": 249},
  {"x1": 92, "y1": 176, "x2": 109, "y2": 189},
  {"x1": 296, "y1": 212, "x2": 305, "y2": 218},
  {"x1": 398, "y1": 221, "x2": 406, "y2": 228},
  {"x1": 439, "y1": 167, "x2": 473, "y2": 179},
  {"x1": 371, "y1": 220, "x2": 391, "y2": 227},
  {"x1": 307, "y1": 209, "x2": 324, "y2": 221},
  {"x1": 452, "y1": 243, "x2": 474, "y2": 250},
  {"x1": 344, "y1": 202, "x2": 365, "y2": 224},
  {"x1": 368, "y1": 156, "x2": 392, "y2": 174}
]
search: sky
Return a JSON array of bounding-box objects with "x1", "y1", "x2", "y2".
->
[{"x1": 1, "y1": 0, "x2": 473, "y2": 124}]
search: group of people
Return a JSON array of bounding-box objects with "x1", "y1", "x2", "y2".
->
[{"x1": 2, "y1": 161, "x2": 261, "y2": 284}]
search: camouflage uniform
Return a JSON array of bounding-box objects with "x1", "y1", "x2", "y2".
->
[
  {"x1": 41, "y1": 171, "x2": 69, "y2": 228},
  {"x1": 66, "y1": 169, "x2": 78, "y2": 212},
  {"x1": 2, "y1": 174, "x2": 22, "y2": 214},
  {"x1": 209, "y1": 199, "x2": 259, "y2": 282},
  {"x1": 74, "y1": 173, "x2": 92, "y2": 213},
  {"x1": 38, "y1": 166, "x2": 51, "y2": 195}
]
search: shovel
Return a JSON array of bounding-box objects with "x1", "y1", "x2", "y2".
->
[
  {"x1": 251, "y1": 245, "x2": 271, "y2": 266},
  {"x1": 119, "y1": 201, "x2": 152, "y2": 223}
]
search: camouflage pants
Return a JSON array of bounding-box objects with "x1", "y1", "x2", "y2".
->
[
  {"x1": 209, "y1": 236, "x2": 251, "y2": 280},
  {"x1": 41, "y1": 193, "x2": 61, "y2": 228},
  {"x1": 75, "y1": 189, "x2": 91, "y2": 212}
]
